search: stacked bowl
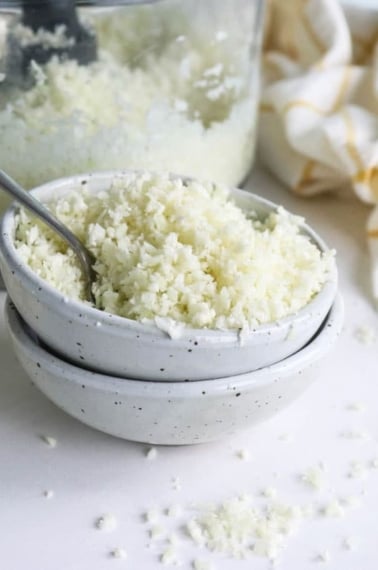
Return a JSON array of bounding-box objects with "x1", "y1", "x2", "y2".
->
[{"x1": 0, "y1": 172, "x2": 343, "y2": 445}]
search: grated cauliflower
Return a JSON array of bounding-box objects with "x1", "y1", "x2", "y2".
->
[
  {"x1": 0, "y1": 3, "x2": 257, "y2": 211},
  {"x1": 15, "y1": 172, "x2": 335, "y2": 330}
]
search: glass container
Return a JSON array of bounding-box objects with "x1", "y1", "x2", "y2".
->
[{"x1": 0, "y1": 0, "x2": 265, "y2": 211}]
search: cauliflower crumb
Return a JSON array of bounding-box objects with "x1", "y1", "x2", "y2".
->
[
  {"x1": 347, "y1": 461, "x2": 367, "y2": 479},
  {"x1": 340, "y1": 495, "x2": 361, "y2": 508},
  {"x1": 150, "y1": 525, "x2": 165, "y2": 540},
  {"x1": 342, "y1": 536, "x2": 358, "y2": 551},
  {"x1": 40, "y1": 435, "x2": 57, "y2": 448},
  {"x1": 261, "y1": 487, "x2": 277, "y2": 499},
  {"x1": 160, "y1": 546, "x2": 179, "y2": 565},
  {"x1": 154, "y1": 317, "x2": 185, "y2": 339},
  {"x1": 166, "y1": 504, "x2": 182, "y2": 518},
  {"x1": 13, "y1": 23, "x2": 75, "y2": 50},
  {"x1": 316, "y1": 550, "x2": 331, "y2": 563},
  {"x1": 146, "y1": 447, "x2": 158, "y2": 460},
  {"x1": 299, "y1": 464, "x2": 326, "y2": 490},
  {"x1": 320, "y1": 499, "x2": 345, "y2": 518},
  {"x1": 15, "y1": 173, "x2": 335, "y2": 330},
  {"x1": 95, "y1": 513, "x2": 117, "y2": 531},
  {"x1": 167, "y1": 533, "x2": 180, "y2": 546},
  {"x1": 171, "y1": 477, "x2": 182, "y2": 492},
  {"x1": 186, "y1": 520, "x2": 205, "y2": 546},
  {"x1": 43, "y1": 490, "x2": 54, "y2": 499},
  {"x1": 110, "y1": 547, "x2": 127, "y2": 559},
  {"x1": 145, "y1": 509, "x2": 159, "y2": 524},
  {"x1": 236, "y1": 449, "x2": 250, "y2": 461},
  {"x1": 354, "y1": 325, "x2": 377, "y2": 345}
]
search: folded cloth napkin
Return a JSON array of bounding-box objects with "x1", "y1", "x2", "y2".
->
[{"x1": 259, "y1": 0, "x2": 378, "y2": 305}]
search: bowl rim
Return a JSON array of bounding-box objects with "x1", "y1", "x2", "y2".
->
[
  {"x1": 0, "y1": 170, "x2": 338, "y2": 343},
  {"x1": 5, "y1": 293, "x2": 344, "y2": 394}
]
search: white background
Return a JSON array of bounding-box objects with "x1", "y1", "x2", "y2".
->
[{"x1": 1, "y1": 166, "x2": 378, "y2": 570}]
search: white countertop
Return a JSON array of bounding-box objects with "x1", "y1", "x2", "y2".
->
[{"x1": 1, "y1": 166, "x2": 378, "y2": 570}]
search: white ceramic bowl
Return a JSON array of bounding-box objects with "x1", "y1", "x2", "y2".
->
[
  {"x1": 0, "y1": 171, "x2": 338, "y2": 381},
  {"x1": 5, "y1": 295, "x2": 344, "y2": 445}
]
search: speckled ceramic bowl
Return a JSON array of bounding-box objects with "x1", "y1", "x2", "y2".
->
[
  {"x1": 0, "y1": 171, "x2": 338, "y2": 381},
  {"x1": 5, "y1": 295, "x2": 344, "y2": 445}
]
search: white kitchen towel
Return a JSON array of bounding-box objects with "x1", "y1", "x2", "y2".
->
[{"x1": 259, "y1": 0, "x2": 378, "y2": 305}]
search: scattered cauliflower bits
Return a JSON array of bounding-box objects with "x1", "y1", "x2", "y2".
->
[
  {"x1": 15, "y1": 173, "x2": 334, "y2": 330},
  {"x1": 143, "y1": 488, "x2": 365, "y2": 566},
  {"x1": 186, "y1": 495, "x2": 304, "y2": 561}
]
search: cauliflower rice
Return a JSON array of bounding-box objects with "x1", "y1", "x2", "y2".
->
[
  {"x1": 0, "y1": 3, "x2": 257, "y2": 211},
  {"x1": 15, "y1": 172, "x2": 335, "y2": 330}
]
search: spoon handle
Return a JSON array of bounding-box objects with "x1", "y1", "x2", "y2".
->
[
  {"x1": 0, "y1": 170, "x2": 96, "y2": 303},
  {"x1": 22, "y1": 0, "x2": 80, "y2": 34}
]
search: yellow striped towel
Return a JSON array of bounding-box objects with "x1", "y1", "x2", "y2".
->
[{"x1": 259, "y1": 0, "x2": 378, "y2": 305}]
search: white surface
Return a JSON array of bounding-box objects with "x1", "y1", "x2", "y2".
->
[{"x1": 1, "y1": 166, "x2": 378, "y2": 569}]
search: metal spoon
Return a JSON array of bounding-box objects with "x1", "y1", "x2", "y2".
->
[{"x1": 0, "y1": 170, "x2": 96, "y2": 303}]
